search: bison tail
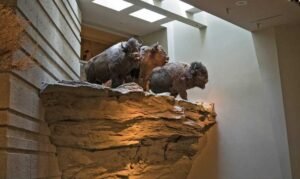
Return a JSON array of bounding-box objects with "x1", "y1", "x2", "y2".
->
[{"x1": 85, "y1": 62, "x2": 97, "y2": 83}]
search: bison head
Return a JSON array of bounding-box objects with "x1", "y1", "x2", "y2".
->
[
  {"x1": 122, "y1": 37, "x2": 142, "y2": 62},
  {"x1": 149, "y1": 43, "x2": 169, "y2": 66},
  {"x1": 189, "y1": 62, "x2": 208, "y2": 89},
  {"x1": 139, "y1": 45, "x2": 150, "y2": 57}
]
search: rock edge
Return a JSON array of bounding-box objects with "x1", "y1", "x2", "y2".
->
[{"x1": 40, "y1": 81, "x2": 216, "y2": 179}]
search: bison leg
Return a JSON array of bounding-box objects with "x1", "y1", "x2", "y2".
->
[
  {"x1": 173, "y1": 78, "x2": 188, "y2": 100},
  {"x1": 140, "y1": 73, "x2": 152, "y2": 91},
  {"x1": 111, "y1": 76, "x2": 123, "y2": 88},
  {"x1": 145, "y1": 80, "x2": 150, "y2": 91},
  {"x1": 138, "y1": 78, "x2": 146, "y2": 90},
  {"x1": 170, "y1": 92, "x2": 178, "y2": 98},
  {"x1": 85, "y1": 63, "x2": 98, "y2": 84},
  {"x1": 178, "y1": 91, "x2": 187, "y2": 100},
  {"x1": 86, "y1": 74, "x2": 97, "y2": 84}
]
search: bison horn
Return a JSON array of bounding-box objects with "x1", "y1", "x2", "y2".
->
[{"x1": 121, "y1": 42, "x2": 128, "y2": 53}]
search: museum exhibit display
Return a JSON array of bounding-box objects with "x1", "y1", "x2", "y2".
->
[{"x1": 1, "y1": 0, "x2": 299, "y2": 178}]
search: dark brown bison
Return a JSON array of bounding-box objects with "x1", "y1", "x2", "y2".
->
[
  {"x1": 85, "y1": 38, "x2": 142, "y2": 88},
  {"x1": 149, "y1": 62, "x2": 208, "y2": 100}
]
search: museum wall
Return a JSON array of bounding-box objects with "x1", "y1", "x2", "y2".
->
[
  {"x1": 160, "y1": 12, "x2": 287, "y2": 179},
  {"x1": 0, "y1": 0, "x2": 81, "y2": 178},
  {"x1": 140, "y1": 29, "x2": 169, "y2": 54},
  {"x1": 274, "y1": 23, "x2": 300, "y2": 179},
  {"x1": 252, "y1": 28, "x2": 292, "y2": 179},
  {"x1": 80, "y1": 25, "x2": 126, "y2": 61}
]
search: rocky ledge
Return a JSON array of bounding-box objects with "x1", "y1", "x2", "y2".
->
[{"x1": 40, "y1": 81, "x2": 216, "y2": 179}]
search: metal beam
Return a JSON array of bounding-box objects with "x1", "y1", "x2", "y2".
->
[
  {"x1": 186, "y1": 8, "x2": 202, "y2": 14},
  {"x1": 124, "y1": 0, "x2": 206, "y2": 29}
]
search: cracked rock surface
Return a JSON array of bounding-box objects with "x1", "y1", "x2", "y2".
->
[{"x1": 40, "y1": 81, "x2": 216, "y2": 179}]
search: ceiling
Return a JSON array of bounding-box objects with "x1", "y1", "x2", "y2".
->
[
  {"x1": 79, "y1": 0, "x2": 300, "y2": 37},
  {"x1": 78, "y1": 0, "x2": 172, "y2": 37},
  {"x1": 81, "y1": 25, "x2": 126, "y2": 45},
  {"x1": 184, "y1": 0, "x2": 300, "y2": 31}
]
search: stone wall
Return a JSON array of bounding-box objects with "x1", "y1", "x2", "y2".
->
[{"x1": 0, "y1": 0, "x2": 81, "y2": 178}]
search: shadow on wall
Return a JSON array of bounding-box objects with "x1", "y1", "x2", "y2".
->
[
  {"x1": 188, "y1": 124, "x2": 220, "y2": 179},
  {"x1": 199, "y1": 28, "x2": 207, "y2": 46}
]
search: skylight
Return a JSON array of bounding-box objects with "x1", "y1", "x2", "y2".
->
[
  {"x1": 130, "y1": 8, "x2": 166, "y2": 22},
  {"x1": 92, "y1": 0, "x2": 133, "y2": 11}
]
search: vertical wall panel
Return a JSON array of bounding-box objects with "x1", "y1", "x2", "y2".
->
[
  {"x1": 0, "y1": 73, "x2": 10, "y2": 109},
  {"x1": 0, "y1": 0, "x2": 81, "y2": 178},
  {"x1": 18, "y1": 0, "x2": 80, "y2": 77}
]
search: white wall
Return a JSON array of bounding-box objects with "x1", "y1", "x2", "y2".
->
[
  {"x1": 252, "y1": 28, "x2": 292, "y2": 179},
  {"x1": 140, "y1": 29, "x2": 169, "y2": 53},
  {"x1": 162, "y1": 12, "x2": 289, "y2": 179},
  {"x1": 274, "y1": 24, "x2": 300, "y2": 179}
]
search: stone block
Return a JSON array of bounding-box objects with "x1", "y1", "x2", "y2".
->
[
  {"x1": 61, "y1": 0, "x2": 81, "y2": 29},
  {"x1": 9, "y1": 74, "x2": 43, "y2": 120},
  {"x1": 0, "y1": 152, "x2": 7, "y2": 179},
  {"x1": 39, "y1": 0, "x2": 81, "y2": 54},
  {"x1": 18, "y1": 0, "x2": 80, "y2": 77},
  {"x1": 13, "y1": 49, "x2": 58, "y2": 88},
  {"x1": 6, "y1": 153, "x2": 30, "y2": 179},
  {"x1": 30, "y1": 153, "x2": 61, "y2": 178},
  {"x1": 0, "y1": 73, "x2": 10, "y2": 109},
  {"x1": 66, "y1": 0, "x2": 81, "y2": 23},
  {"x1": 30, "y1": 154, "x2": 49, "y2": 179},
  {"x1": 53, "y1": 0, "x2": 80, "y2": 40}
]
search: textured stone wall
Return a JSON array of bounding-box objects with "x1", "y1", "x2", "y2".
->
[
  {"x1": 0, "y1": 0, "x2": 81, "y2": 178},
  {"x1": 40, "y1": 81, "x2": 216, "y2": 179}
]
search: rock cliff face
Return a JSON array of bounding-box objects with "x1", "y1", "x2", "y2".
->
[{"x1": 40, "y1": 81, "x2": 216, "y2": 179}]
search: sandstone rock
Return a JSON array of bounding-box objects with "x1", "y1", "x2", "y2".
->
[{"x1": 40, "y1": 81, "x2": 216, "y2": 179}]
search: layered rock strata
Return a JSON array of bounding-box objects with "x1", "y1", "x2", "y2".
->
[{"x1": 40, "y1": 81, "x2": 216, "y2": 179}]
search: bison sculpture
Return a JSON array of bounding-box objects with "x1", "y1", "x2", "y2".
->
[
  {"x1": 85, "y1": 37, "x2": 142, "y2": 88},
  {"x1": 149, "y1": 62, "x2": 208, "y2": 100},
  {"x1": 137, "y1": 43, "x2": 169, "y2": 90}
]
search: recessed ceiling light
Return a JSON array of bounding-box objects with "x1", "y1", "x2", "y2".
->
[
  {"x1": 179, "y1": 1, "x2": 194, "y2": 11},
  {"x1": 235, "y1": 0, "x2": 248, "y2": 6},
  {"x1": 92, "y1": 0, "x2": 133, "y2": 11},
  {"x1": 130, "y1": 8, "x2": 166, "y2": 22}
]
